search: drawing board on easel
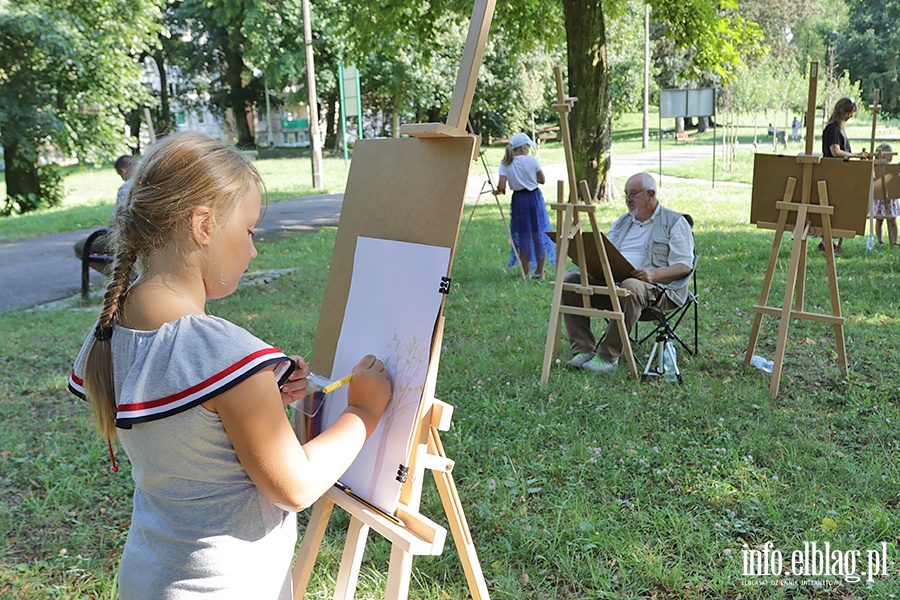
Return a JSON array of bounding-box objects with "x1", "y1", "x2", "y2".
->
[
  {"x1": 547, "y1": 230, "x2": 634, "y2": 284},
  {"x1": 750, "y1": 154, "x2": 872, "y2": 236},
  {"x1": 873, "y1": 162, "x2": 900, "y2": 201},
  {"x1": 309, "y1": 135, "x2": 478, "y2": 516}
]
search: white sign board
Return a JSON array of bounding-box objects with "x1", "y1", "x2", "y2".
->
[
  {"x1": 342, "y1": 65, "x2": 360, "y2": 117},
  {"x1": 660, "y1": 88, "x2": 716, "y2": 118}
]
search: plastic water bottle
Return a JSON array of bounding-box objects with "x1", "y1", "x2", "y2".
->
[
  {"x1": 663, "y1": 342, "x2": 678, "y2": 382},
  {"x1": 867, "y1": 235, "x2": 875, "y2": 252},
  {"x1": 750, "y1": 355, "x2": 774, "y2": 374}
]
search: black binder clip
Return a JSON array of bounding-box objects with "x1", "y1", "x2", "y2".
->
[
  {"x1": 396, "y1": 464, "x2": 410, "y2": 483},
  {"x1": 438, "y1": 277, "x2": 451, "y2": 294}
]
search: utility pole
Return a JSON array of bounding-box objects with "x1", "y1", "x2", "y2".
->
[
  {"x1": 642, "y1": 2, "x2": 650, "y2": 149},
  {"x1": 302, "y1": 0, "x2": 323, "y2": 188}
]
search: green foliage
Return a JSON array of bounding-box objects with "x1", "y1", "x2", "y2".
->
[
  {"x1": 653, "y1": 0, "x2": 765, "y2": 85},
  {"x1": 0, "y1": 160, "x2": 63, "y2": 216},
  {"x1": 608, "y1": 0, "x2": 648, "y2": 113},
  {"x1": 169, "y1": 0, "x2": 313, "y2": 146},
  {"x1": 0, "y1": 0, "x2": 162, "y2": 207},
  {"x1": 836, "y1": 0, "x2": 900, "y2": 116}
]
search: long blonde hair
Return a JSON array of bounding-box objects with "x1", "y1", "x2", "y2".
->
[{"x1": 83, "y1": 131, "x2": 264, "y2": 438}]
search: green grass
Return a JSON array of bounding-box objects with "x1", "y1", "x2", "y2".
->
[{"x1": 2, "y1": 175, "x2": 899, "y2": 598}]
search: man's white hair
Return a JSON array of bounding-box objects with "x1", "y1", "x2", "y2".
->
[{"x1": 630, "y1": 172, "x2": 658, "y2": 193}]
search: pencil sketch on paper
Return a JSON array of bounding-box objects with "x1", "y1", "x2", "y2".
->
[{"x1": 318, "y1": 236, "x2": 450, "y2": 513}]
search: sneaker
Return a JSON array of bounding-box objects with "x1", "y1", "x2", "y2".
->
[
  {"x1": 566, "y1": 352, "x2": 595, "y2": 369},
  {"x1": 582, "y1": 355, "x2": 618, "y2": 373},
  {"x1": 530, "y1": 272, "x2": 545, "y2": 281}
]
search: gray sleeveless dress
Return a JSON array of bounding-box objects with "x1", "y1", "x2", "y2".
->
[{"x1": 70, "y1": 315, "x2": 296, "y2": 599}]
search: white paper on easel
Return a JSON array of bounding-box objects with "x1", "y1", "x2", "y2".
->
[{"x1": 319, "y1": 236, "x2": 450, "y2": 514}]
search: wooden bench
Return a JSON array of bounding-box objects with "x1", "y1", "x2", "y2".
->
[
  {"x1": 676, "y1": 132, "x2": 695, "y2": 143},
  {"x1": 81, "y1": 228, "x2": 114, "y2": 299}
]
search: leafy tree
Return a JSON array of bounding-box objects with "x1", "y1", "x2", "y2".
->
[
  {"x1": 563, "y1": 0, "x2": 763, "y2": 199},
  {"x1": 169, "y1": 0, "x2": 310, "y2": 147},
  {"x1": 333, "y1": 0, "x2": 761, "y2": 200},
  {"x1": 789, "y1": 0, "x2": 849, "y2": 72},
  {"x1": 835, "y1": 0, "x2": 900, "y2": 116},
  {"x1": 0, "y1": 1, "x2": 162, "y2": 213}
]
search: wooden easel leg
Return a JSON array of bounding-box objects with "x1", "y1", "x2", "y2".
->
[
  {"x1": 386, "y1": 545, "x2": 413, "y2": 600},
  {"x1": 770, "y1": 217, "x2": 809, "y2": 396},
  {"x1": 333, "y1": 517, "x2": 370, "y2": 600},
  {"x1": 542, "y1": 206, "x2": 575, "y2": 384},
  {"x1": 429, "y1": 429, "x2": 490, "y2": 600},
  {"x1": 795, "y1": 233, "x2": 808, "y2": 311},
  {"x1": 746, "y1": 179, "x2": 796, "y2": 365},
  {"x1": 816, "y1": 181, "x2": 848, "y2": 377},
  {"x1": 293, "y1": 497, "x2": 335, "y2": 599},
  {"x1": 616, "y1": 318, "x2": 639, "y2": 379}
]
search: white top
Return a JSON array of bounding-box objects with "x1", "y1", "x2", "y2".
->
[
  {"x1": 70, "y1": 315, "x2": 296, "y2": 599},
  {"x1": 498, "y1": 155, "x2": 542, "y2": 191}
]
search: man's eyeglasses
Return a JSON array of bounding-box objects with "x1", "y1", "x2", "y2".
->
[{"x1": 625, "y1": 190, "x2": 646, "y2": 199}]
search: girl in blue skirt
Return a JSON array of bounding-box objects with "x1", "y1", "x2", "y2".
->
[{"x1": 496, "y1": 132, "x2": 556, "y2": 279}]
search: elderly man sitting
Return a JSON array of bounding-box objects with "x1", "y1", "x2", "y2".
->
[{"x1": 563, "y1": 172, "x2": 694, "y2": 373}]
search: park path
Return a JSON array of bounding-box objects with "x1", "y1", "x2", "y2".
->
[{"x1": 0, "y1": 143, "x2": 725, "y2": 314}]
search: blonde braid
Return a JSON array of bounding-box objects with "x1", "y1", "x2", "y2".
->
[{"x1": 83, "y1": 243, "x2": 136, "y2": 439}]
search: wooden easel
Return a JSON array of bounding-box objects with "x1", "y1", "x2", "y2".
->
[
  {"x1": 540, "y1": 66, "x2": 639, "y2": 384},
  {"x1": 867, "y1": 89, "x2": 882, "y2": 249},
  {"x1": 744, "y1": 61, "x2": 856, "y2": 396},
  {"x1": 291, "y1": 1, "x2": 494, "y2": 598}
]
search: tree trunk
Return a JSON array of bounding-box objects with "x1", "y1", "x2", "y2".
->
[
  {"x1": 125, "y1": 108, "x2": 143, "y2": 153},
  {"x1": 3, "y1": 142, "x2": 40, "y2": 208},
  {"x1": 222, "y1": 45, "x2": 254, "y2": 147},
  {"x1": 152, "y1": 51, "x2": 172, "y2": 135},
  {"x1": 698, "y1": 116, "x2": 708, "y2": 133},
  {"x1": 323, "y1": 92, "x2": 338, "y2": 150},
  {"x1": 563, "y1": 0, "x2": 612, "y2": 202}
]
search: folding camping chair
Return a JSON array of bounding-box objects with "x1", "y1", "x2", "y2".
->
[{"x1": 633, "y1": 214, "x2": 699, "y2": 382}]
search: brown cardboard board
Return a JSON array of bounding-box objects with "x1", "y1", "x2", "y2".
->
[
  {"x1": 311, "y1": 136, "x2": 479, "y2": 377},
  {"x1": 547, "y1": 231, "x2": 635, "y2": 282},
  {"x1": 873, "y1": 162, "x2": 900, "y2": 201},
  {"x1": 750, "y1": 154, "x2": 872, "y2": 236}
]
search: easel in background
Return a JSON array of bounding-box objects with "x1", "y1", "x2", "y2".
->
[
  {"x1": 872, "y1": 147, "x2": 900, "y2": 244},
  {"x1": 867, "y1": 89, "x2": 882, "y2": 250},
  {"x1": 540, "y1": 66, "x2": 639, "y2": 384},
  {"x1": 292, "y1": 1, "x2": 494, "y2": 598},
  {"x1": 457, "y1": 141, "x2": 526, "y2": 277},
  {"x1": 745, "y1": 61, "x2": 870, "y2": 396}
]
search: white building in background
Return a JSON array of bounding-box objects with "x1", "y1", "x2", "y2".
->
[
  {"x1": 256, "y1": 107, "x2": 311, "y2": 148},
  {"x1": 142, "y1": 57, "x2": 311, "y2": 148}
]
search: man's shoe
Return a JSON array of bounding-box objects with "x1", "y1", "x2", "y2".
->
[
  {"x1": 566, "y1": 352, "x2": 595, "y2": 369},
  {"x1": 582, "y1": 355, "x2": 618, "y2": 373}
]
